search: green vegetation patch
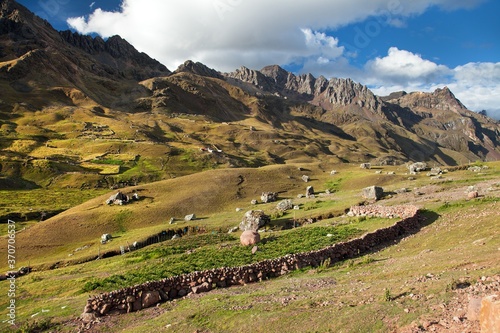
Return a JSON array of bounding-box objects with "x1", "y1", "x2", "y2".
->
[{"x1": 82, "y1": 225, "x2": 362, "y2": 292}]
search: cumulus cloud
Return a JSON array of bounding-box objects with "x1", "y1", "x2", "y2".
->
[
  {"x1": 67, "y1": 0, "x2": 481, "y2": 72},
  {"x1": 365, "y1": 47, "x2": 452, "y2": 85}
]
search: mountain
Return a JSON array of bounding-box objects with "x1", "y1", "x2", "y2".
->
[
  {"x1": 1, "y1": 0, "x2": 499, "y2": 191},
  {"x1": 224, "y1": 64, "x2": 500, "y2": 162},
  {"x1": 0, "y1": 0, "x2": 169, "y2": 109}
]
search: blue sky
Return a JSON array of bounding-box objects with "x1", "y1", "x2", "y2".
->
[{"x1": 16, "y1": 0, "x2": 500, "y2": 118}]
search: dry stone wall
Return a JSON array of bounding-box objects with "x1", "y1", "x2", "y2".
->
[
  {"x1": 82, "y1": 205, "x2": 421, "y2": 319},
  {"x1": 348, "y1": 204, "x2": 418, "y2": 219}
]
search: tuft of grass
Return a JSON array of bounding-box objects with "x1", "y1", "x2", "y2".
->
[{"x1": 324, "y1": 177, "x2": 343, "y2": 193}]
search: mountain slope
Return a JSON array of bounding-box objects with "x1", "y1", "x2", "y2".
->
[{"x1": 0, "y1": 0, "x2": 499, "y2": 194}]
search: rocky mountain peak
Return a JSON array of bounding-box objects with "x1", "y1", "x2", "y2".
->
[
  {"x1": 173, "y1": 60, "x2": 222, "y2": 79},
  {"x1": 260, "y1": 65, "x2": 290, "y2": 85},
  {"x1": 389, "y1": 86, "x2": 467, "y2": 113}
]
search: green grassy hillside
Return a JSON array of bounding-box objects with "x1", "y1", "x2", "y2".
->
[{"x1": 0, "y1": 161, "x2": 498, "y2": 332}]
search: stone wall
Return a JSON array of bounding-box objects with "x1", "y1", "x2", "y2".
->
[
  {"x1": 348, "y1": 204, "x2": 418, "y2": 219},
  {"x1": 82, "y1": 205, "x2": 421, "y2": 319}
]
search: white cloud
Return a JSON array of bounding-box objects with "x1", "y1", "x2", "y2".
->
[
  {"x1": 66, "y1": 0, "x2": 483, "y2": 72},
  {"x1": 365, "y1": 47, "x2": 451, "y2": 85}
]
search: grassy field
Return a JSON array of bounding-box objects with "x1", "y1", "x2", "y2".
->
[{"x1": 0, "y1": 161, "x2": 498, "y2": 332}]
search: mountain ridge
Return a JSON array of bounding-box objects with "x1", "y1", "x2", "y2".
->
[{"x1": 1, "y1": 0, "x2": 499, "y2": 192}]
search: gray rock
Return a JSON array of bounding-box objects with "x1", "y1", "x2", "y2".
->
[
  {"x1": 184, "y1": 214, "x2": 196, "y2": 221},
  {"x1": 306, "y1": 186, "x2": 315, "y2": 198},
  {"x1": 276, "y1": 199, "x2": 293, "y2": 211},
  {"x1": 362, "y1": 186, "x2": 383, "y2": 201},
  {"x1": 408, "y1": 162, "x2": 427, "y2": 174},
  {"x1": 301, "y1": 175, "x2": 310, "y2": 182},
  {"x1": 360, "y1": 163, "x2": 371, "y2": 169},
  {"x1": 239, "y1": 210, "x2": 270, "y2": 231},
  {"x1": 261, "y1": 192, "x2": 277, "y2": 203}
]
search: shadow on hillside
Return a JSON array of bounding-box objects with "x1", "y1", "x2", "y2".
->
[
  {"x1": 369, "y1": 209, "x2": 440, "y2": 254},
  {"x1": 294, "y1": 116, "x2": 356, "y2": 141}
]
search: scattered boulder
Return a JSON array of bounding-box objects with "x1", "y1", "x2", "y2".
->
[
  {"x1": 251, "y1": 245, "x2": 259, "y2": 254},
  {"x1": 467, "y1": 191, "x2": 479, "y2": 200},
  {"x1": 169, "y1": 217, "x2": 175, "y2": 224},
  {"x1": 301, "y1": 175, "x2": 310, "y2": 182},
  {"x1": 468, "y1": 166, "x2": 482, "y2": 172},
  {"x1": 362, "y1": 186, "x2": 383, "y2": 201},
  {"x1": 142, "y1": 291, "x2": 160, "y2": 308},
  {"x1": 184, "y1": 214, "x2": 196, "y2": 221},
  {"x1": 228, "y1": 226, "x2": 239, "y2": 233},
  {"x1": 276, "y1": 199, "x2": 293, "y2": 211},
  {"x1": 251, "y1": 199, "x2": 258, "y2": 205},
  {"x1": 105, "y1": 191, "x2": 129, "y2": 205},
  {"x1": 239, "y1": 210, "x2": 270, "y2": 231},
  {"x1": 261, "y1": 192, "x2": 277, "y2": 203},
  {"x1": 408, "y1": 162, "x2": 427, "y2": 174},
  {"x1": 427, "y1": 167, "x2": 442, "y2": 177},
  {"x1": 330, "y1": 170, "x2": 338, "y2": 175},
  {"x1": 394, "y1": 188, "x2": 408, "y2": 194},
  {"x1": 101, "y1": 234, "x2": 112, "y2": 244},
  {"x1": 240, "y1": 230, "x2": 261, "y2": 246},
  {"x1": 360, "y1": 163, "x2": 371, "y2": 169},
  {"x1": 306, "y1": 186, "x2": 315, "y2": 198}
]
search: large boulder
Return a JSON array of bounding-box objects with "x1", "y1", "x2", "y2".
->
[
  {"x1": 408, "y1": 162, "x2": 427, "y2": 174},
  {"x1": 362, "y1": 186, "x2": 383, "y2": 201},
  {"x1": 240, "y1": 230, "x2": 261, "y2": 246},
  {"x1": 142, "y1": 291, "x2": 161, "y2": 308},
  {"x1": 276, "y1": 199, "x2": 293, "y2": 211},
  {"x1": 260, "y1": 192, "x2": 277, "y2": 203},
  {"x1": 105, "y1": 191, "x2": 129, "y2": 205},
  {"x1": 239, "y1": 210, "x2": 270, "y2": 231},
  {"x1": 306, "y1": 186, "x2": 315, "y2": 198}
]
